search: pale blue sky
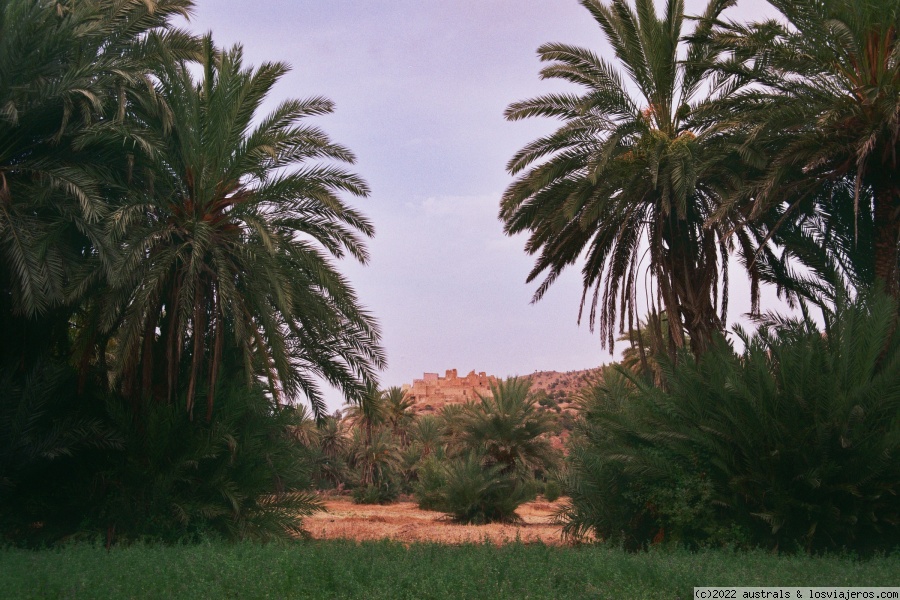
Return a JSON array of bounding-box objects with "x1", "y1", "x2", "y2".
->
[{"x1": 183, "y1": 0, "x2": 778, "y2": 411}]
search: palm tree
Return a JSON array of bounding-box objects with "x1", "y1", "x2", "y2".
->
[
  {"x1": 502, "y1": 0, "x2": 741, "y2": 357},
  {"x1": 617, "y1": 311, "x2": 679, "y2": 382},
  {"x1": 383, "y1": 386, "x2": 415, "y2": 444},
  {"x1": 286, "y1": 404, "x2": 320, "y2": 448},
  {"x1": 108, "y1": 37, "x2": 384, "y2": 420},
  {"x1": 0, "y1": 0, "x2": 196, "y2": 367},
  {"x1": 462, "y1": 377, "x2": 557, "y2": 475},
  {"x1": 410, "y1": 414, "x2": 442, "y2": 458},
  {"x1": 348, "y1": 426, "x2": 401, "y2": 491},
  {"x1": 737, "y1": 179, "x2": 876, "y2": 311},
  {"x1": 308, "y1": 415, "x2": 348, "y2": 488},
  {"x1": 317, "y1": 415, "x2": 348, "y2": 460},
  {"x1": 343, "y1": 382, "x2": 387, "y2": 472},
  {"x1": 437, "y1": 402, "x2": 469, "y2": 455},
  {"x1": 344, "y1": 386, "x2": 396, "y2": 488},
  {"x1": 706, "y1": 0, "x2": 900, "y2": 298}
]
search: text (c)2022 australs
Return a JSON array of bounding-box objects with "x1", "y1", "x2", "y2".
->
[{"x1": 694, "y1": 588, "x2": 900, "y2": 599}]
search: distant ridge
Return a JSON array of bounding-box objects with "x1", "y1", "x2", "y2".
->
[{"x1": 522, "y1": 367, "x2": 603, "y2": 402}]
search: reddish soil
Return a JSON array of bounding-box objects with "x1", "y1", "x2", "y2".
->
[{"x1": 304, "y1": 498, "x2": 572, "y2": 545}]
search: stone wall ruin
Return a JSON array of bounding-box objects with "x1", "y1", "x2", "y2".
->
[{"x1": 405, "y1": 369, "x2": 497, "y2": 413}]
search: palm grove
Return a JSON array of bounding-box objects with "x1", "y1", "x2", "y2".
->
[
  {"x1": 503, "y1": 0, "x2": 900, "y2": 552},
  {"x1": 1, "y1": 0, "x2": 898, "y2": 553},
  {"x1": 0, "y1": 0, "x2": 383, "y2": 542}
]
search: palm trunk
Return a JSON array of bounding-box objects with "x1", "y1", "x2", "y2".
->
[
  {"x1": 674, "y1": 218, "x2": 722, "y2": 358},
  {"x1": 165, "y1": 283, "x2": 182, "y2": 405},
  {"x1": 206, "y1": 285, "x2": 223, "y2": 423},
  {"x1": 364, "y1": 419, "x2": 373, "y2": 486},
  {"x1": 679, "y1": 273, "x2": 721, "y2": 358},
  {"x1": 186, "y1": 285, "x2": 205, "y2": 420},
  {"x1": 657, "y1": 259, "x2": 686, "y2": 358},
  {"x1": 873, "y1": 185, "x2": 900, "y2": 299},
  {"x1": 140, "y1": 313, "x2": 156, "y2": 397}
]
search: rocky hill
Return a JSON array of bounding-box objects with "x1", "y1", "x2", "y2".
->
[
  {"x1": 403, "y1": 367, "x2": 602, "y2": 414},
  {"x1": 402, "y1": 366, "x2": 604, "y2": 451},
  {"x1": 524, "y1": 367, "x2": 603, "y2": 411},
  {"x1": 522, "y1": 368, "x2": 603, "y2": 450}
]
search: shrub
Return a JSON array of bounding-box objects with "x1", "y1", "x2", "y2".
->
[
  {"x1": 352, "y1": 482, "x2": 398, "y2": 505},
  {"x1": 413, "y1": 452, "x2": 448, "y2": 511},
  {"x1": 543, "y1": 480, "x2": 561, "y2": 503},
  {"x1": 429, "y1": 454, "x2": 527, "y2": 524},
  {"x1": 535, "y1": 391, "x2": 557, "y2": 408},
  {"x1": 0, "y1": 360, "x2": 121, "y2": 545},
  {"x1": 0, "y1": 366, "x2": 322, "y2": 545},
  {"x1": 563, "y1": 294, "x2": 900, "y2": 553},
  {"x1": 91, "y1": 382, "x2": 322, "y2": 543}
]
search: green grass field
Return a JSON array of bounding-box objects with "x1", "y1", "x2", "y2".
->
[{"x1": 1, "y1": 541, "x2": 897, "y2": 599}]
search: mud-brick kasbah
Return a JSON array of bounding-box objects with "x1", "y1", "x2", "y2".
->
[{"x1": 403, "y1": 369, "x2": 497, "y2": 413}]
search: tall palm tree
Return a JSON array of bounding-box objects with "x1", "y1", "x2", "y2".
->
[
  {"x1": 110, "y1": 37, "x2": 384, "y2": 420},
  {"x1": 706, "y1": 0, "x2": 900, "y2": 298},
  {"x1": 502, "y1": 0, "x2": 741, "y2": 357},
  {"x1": 0, "y1": 0, "x2": 196, "y2": 366}
]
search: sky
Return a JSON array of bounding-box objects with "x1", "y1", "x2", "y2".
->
[{"x1": 182, "y1": 0, "x2": 780, "y2": 411}]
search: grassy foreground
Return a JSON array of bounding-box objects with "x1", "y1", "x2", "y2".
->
[{"x1": 1, "y1": 540, "x2": 897, "y2": 599}]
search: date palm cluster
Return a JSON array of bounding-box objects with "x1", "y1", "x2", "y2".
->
[
  {"x1": 0, "y1": 1, "x2": 383, "y2": 419},
  {"x1": 290, "y1": 380, "x2": 561, "y2": 521},
  {"x1": 0, "y1": 0, "x2": 382, "y2": 543},
  {"x1": 503, "y1": 0, "x2": 900, "y2": 360},
  {"x1": 508, "y1": 0, "x2": 900, "y2": 552}
]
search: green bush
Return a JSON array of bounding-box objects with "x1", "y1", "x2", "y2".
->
[
  {"x1": 414, "y1": 378, "x2": 559, "y2": 523},
  {"x1": 94, "y1": 382, "x2": 322, "y2": 543},
  {"x1": 0, "y1": 360, "x2": 121, "y2": 545},
  {"x1": 413, "y1": 452, "x2": 448, "y2": 511},
  {"x1": 429, "y1": 454, "x2": 527, "y2": 524},
  {"x1": 564, "y1": 294, "x2": 900, "y2": 553},
  {"x1": 543, "y1": 479, "x2": 561, "y2": 502},
  {"x1": 351, "y1": 482, "x2": 399, "y2": 505},
  {"x1": 0, "y1": 365, "x2": 322, "y2": 545}
]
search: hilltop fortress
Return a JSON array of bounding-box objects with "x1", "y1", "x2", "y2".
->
[
  {"x1": 402, "y1": 366, "x2": 602, "y2": 417},
  {"x1": 405, "y1": 369, "x2": 497, "y2": 413}
]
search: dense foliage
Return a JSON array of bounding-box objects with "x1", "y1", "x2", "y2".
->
[
  {"x1": 505, "y1": 0, "x2": 900, "y2": 555},
  {"x1": 562, "y1": 295, "x2": 900, "y2": 553},
  {"x1": 5, "y1": 0, "x2": 900, "y2": 554},
  {"x1": 411, "y1": 378, "x2": 561, "y2": 524},
  {"x1": 0, "y1": 0, "x2": 380, "y2": 545}
]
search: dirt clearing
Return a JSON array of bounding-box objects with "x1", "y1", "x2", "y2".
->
[{"x1": 304, "y1": 498, "x2": 570, "y2": 545}]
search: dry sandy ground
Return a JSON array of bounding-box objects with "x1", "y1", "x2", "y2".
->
[{"x1": 304, "y1": 498, "x2": 570, "y2": 546}]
